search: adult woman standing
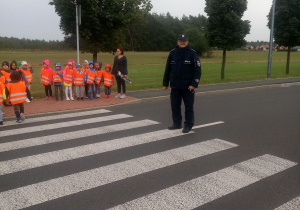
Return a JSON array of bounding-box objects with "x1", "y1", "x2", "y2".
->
[{"x1": 112, "y1": 47, "x2": 128, "y2": 98}]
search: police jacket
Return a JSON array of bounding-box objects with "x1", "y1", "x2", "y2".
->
[{"x1": 163, "y1": 45, "x2": 201, "y2": 89}]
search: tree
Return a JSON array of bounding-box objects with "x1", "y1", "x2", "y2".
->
[
  {"x1": 268, "y1": 0, "x2": 300, "y2": 75},
  {"x1": 205, "y1": 0, "x2": 250, "y2": 79},
  {"x1": 49, "y1": 0, "x2": 152, "y2": 62}
]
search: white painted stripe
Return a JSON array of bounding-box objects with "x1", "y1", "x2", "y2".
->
[
  {"x1": 0, "y1": 114, "x2": 132, "y2": 137},
  {"x1": 274, "y1": 196, "x2": 300, "y2": 210},
  {"x1": 2, "y1": 109, "x2": 112, "y2": 126},
  {"x1": 0, "y1": 139, "x2": 237, "y2": 209},
  {"x1": 0, "y1": 120, "x2": 159, "y2": 152},
  {"x1": 0, "y1": 122, "x2": 226, "y2": 175},
  {"x1": 110, "y1": 155, "x2": 298, "y2": 210}
]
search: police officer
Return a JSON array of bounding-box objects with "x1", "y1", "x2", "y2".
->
[{"x1": 163, "y1": 34, "x2": 201, "y2": 133}]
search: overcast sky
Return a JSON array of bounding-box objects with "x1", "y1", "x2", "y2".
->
[{"x1": 0, "y1": 0, "x2": 273, "y2": 42}]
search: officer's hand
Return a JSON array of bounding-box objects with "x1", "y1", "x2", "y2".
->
[
  {"x1": 188, "y1": 86, "x2": 195, "y2": 91},
  {"x1": 163, "y1": 86, "x2": 168, "y2": 90}
]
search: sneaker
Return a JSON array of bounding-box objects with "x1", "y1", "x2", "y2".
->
[
  {"x1": 25, "y1": 98, "x2": 31, "y2": 103},
  {"x1": 81, "y1": 97, "x2": 84, "y2": 101},
  {"x1": 168, "y1": 124, "x2": 182, "y2": 130},
  {"x1": 45, "y1": 96, "x2": 49, "y2": 100},
  {"x1": 56, "y1": 98, "x2": 58, "y2": 101},
  {"x1": 70, "y1": 97, "x2": 74, "y2": 101},
  {"x1": 77, "y1": 97, "x2": 80, "y2": 101},
  {"x1": 0, "y1": 121, "x2": 3, "y2": 125},
  {"x1": 120, "y1": 94, "x2": 126, "y2": 99},
  {"x1": 61, "y1": 98, "x2": 64, "y2": 101},
  {"x1": 105, "y1": 95, "x2": 108, "y2": 98},
  {"x1": 88, "y1": 99, "x2": 92, "y2": 101},
  {"x1": 48, "y1": 96, "x2": 53, "y2": 100},
  {"x1": 108, "y1": 95, "x2": 111, "y2": 98},
  {"x1": 115, "y1": 93, "x2": 121, "y2": 98},
  {"x1": 2, "y1": 111, "x2": 5, "y2": 115},
  {"x1": 66, "y1": 97, "x2": 70, "y2": 101},
  {"x1": 16, "y1": 119, "x2": 22, "y2": 123},
  {"x1": 182, "y1": 126, "x2": 192, "y2": 133},
  {"x1": 20, "y1": 113, "x2": 25, "y2": 121}
]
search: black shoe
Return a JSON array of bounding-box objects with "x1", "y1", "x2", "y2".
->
[
  {"x1": 77, "y1": 97, "x2": 80, "y2": 101},
  {"x1": 168, "y1": 124, "x2": 182, "y2": 130},
  {"x1": 0, "y1": 121, "x2": 3, "y2": 125},
  {"x1": 182, "y1": 126, "x2": 192, "y2": 133},
  {"x1": 81, "y1": 97, "x2": 84, "y2": 101},
  {"x1": 56, "y1": 98, "x2": 58, "y2": 101}
]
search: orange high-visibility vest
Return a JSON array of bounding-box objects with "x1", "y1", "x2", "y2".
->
[
  {"x1": 0, "y1": 75, "x2": 5, "y2": 85},
  {"x1": 1, "y1": 70, "x2": 11, "y2": 83},
  {"x1": 6, "y1": 81, "x2": 26, "y2": 105},
  {"x1": 53, "y1": 70, "x2": 63, "y2": 83},
  {"x1": 73, "y1": 70, "x2": 85, "y2": 86},
  {"x1": 0, "y1": 82, "x2": 4, "y2": 105},
  {"x1": 41, "y1": 68, "x2": 52, "y2": 85},
  {"x1": 21, "y1": 69, "x2": 33, "y2": 84},
  {"x1": 64, "y1": 68, "x2": 74, "y2": 84},
  {"x1": 95, "y1": 70, "x2": 104, "y2": 85},
  {"x1": 103, "y1": 71, "x2": 114, "y2": 87},
  {"x1": 86, "y1": 69, "x2": 96, "y2": 84}
]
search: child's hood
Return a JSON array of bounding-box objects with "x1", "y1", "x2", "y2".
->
[
  {"x1": 95, "y1": 61, "x2": 102, "y2": 70},
  {"x1": 105, "y1": 64, "x2": 112, "y2": 71},
  {"x1": 54, "y1": 63, "x2": 62, "y2": 71},
  {"x1": 43, "y1": 60, "x2": 51, "y2": 72},
  {"x1": 88, "y1": 61, "x2": 95, "y2": 72}
]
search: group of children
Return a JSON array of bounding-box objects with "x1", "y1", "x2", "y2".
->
[
  {"x1": 0, "y1": 59, "x2": 115, "y2": 124},
  {"x1": 0, "y1": 60, "x2": 32, "y2": 124},
  {"x1": 41, "y1": 59, "x2": 114, "y2": 101}
]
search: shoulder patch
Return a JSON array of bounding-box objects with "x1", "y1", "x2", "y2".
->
[{"x1": 170, "y1": 48, "x2": 176, "y2": 52}]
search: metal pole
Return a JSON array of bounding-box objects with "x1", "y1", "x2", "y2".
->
[
  {"x1": 267, "y1": 0, "x2": 276, "y2": 79},
  {"x1": 76, "y1": 4, "x2": 80, "y2": 64}
]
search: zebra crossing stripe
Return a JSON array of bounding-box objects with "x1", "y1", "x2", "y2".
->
[
  {"x1": 0, "y1": 114, "x2": 133, "y2": 137},
  {"x1": 0, "y1": 122, "x2": 225, "y2": 175},
  {"x1": 0, "y1": 139, "x2": 237, "y2": 209},
  {"x1": 274, "y1": 196, "x2": 300, "y2": 210},
  {"x1": 2, "y1": 109, "x2": 112, "y2": 127},
  {"x1": 0, "y1": 120, "x2": 159, "y2": 152},
  {"x1": 109, "y1": 154, "x2": 298, "y2": 210}
]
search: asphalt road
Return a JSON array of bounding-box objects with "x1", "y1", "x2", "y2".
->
[{"x1": 0, "y1": 83, "x2": 299, "y2": 210}]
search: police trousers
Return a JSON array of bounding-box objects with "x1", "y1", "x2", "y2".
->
[{"x1": 170, "y1": 88, "x2": 195, "y2": 128}]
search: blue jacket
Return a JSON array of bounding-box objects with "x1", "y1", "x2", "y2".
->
[{"x1": 163, "y1": 45, "x2": 201, "y2": 89}]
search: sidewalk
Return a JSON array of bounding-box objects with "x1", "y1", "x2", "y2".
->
[{"x1": 3, "y1": 77, "x2": 300, "y2": 118}]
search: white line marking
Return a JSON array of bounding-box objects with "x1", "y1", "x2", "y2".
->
[
  {"x1": 0, "y1": 122, "x2": 225, "y2": 175},
  {"x1": 274, "y1": 196, "x2": 300, "y2": 210},
  {"x1": 1, "y1": 109, "x2": 112, "y2": 127},
  {"x1": 0, "y1": 120, "x2": 159, "y2": 152},
  {"x1": 0, "y1": 139, "x2": 237, "y2": 209},
  {"x1": 110, "y1": 154, "x2": 297, "y2": 210},
  {"x1": 0, "y1": 114, "x2": 132, "y2": 137}
]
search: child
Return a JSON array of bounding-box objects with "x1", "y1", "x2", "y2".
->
[
  {"x1": 5, "y1": 71, "x2": 31, "y2": 123},
  {"x1": 40, "y1": 60, "x2": 53, "y2": 100},
  {"x1": 103, "y1": 64, "x2": 114, "y2": 98},
  {"x1": 1, "y1": 61, "x2": 11, "y2": 83},
  {"x1": 74, "y1": 64, "x2": 85, "y2": 100},
  {"x1": 0, "y1": 81, "x2": 6, "y2": 125},
  {"x1": 82, "y1": 60, "x2": 89, "y2": 98},
  {"x1": 53, "y1": 63, "x2": 64, "y2": 101},
  {"x1": 85, "y1": 61, "x2": 97, "y2": 101},
  {"x1": 20, "y1": 61, "x2": 33, "y2": 102},
  {"x1": 63, "y1": 59, "x2": 75, "y2": 100},
  {"x1": 94, "y1": 61, "x2": 103, "y2": 98}
]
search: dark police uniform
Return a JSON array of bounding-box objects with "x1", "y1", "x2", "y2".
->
[{"x1": 163, "y1": 44, "x2": 201, "y2": 130}]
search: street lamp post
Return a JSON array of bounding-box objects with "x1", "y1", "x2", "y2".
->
[
  {"x1": 267, "y1": 0, "x2": 276, "y2": 79},
  {"x1": 75, "y1": 4, "x2": 81, "y2": 64}
]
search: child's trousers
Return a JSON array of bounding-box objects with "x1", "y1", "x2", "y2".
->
[
  {"x1": 65, "y1": 86, "x2": 73, "y2": 99},
  {"x1": 44, "y1": 85, "x2": 52, "y2": 97},
  {"x1": 88, "y1": 84, "x2": 96, "y2": 100},
  {"x1": 55, "y1": 85, "x2": 63, "y2": 100},
  {"x1": 105, "y1": 86, "x2": 111, "y2": 96},
  {"x1": 13, "y1": 103, "x2": 24, "y2": 120},
  {"x1": 76, "y1": 86, "x2": 84, "y2": 98}
]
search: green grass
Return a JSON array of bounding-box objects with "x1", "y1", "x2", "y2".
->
[{"x1": 0, "y1": 50, "x2": 299, "y2": 98}]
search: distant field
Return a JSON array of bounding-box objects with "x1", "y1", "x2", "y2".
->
[{"x1": 0, "y1": 50, "x2": 299, "y2": 98}]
